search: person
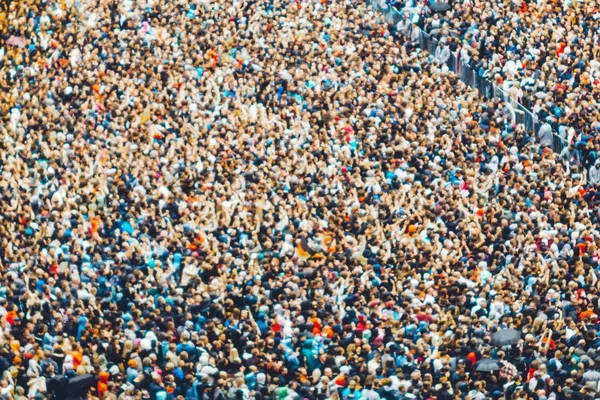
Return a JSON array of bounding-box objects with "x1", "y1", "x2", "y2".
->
[
  {"x1": 396, "y1": 18, "x2": 412, "y2": 38},
  {"x1": 538, "y1": 120, "x2": 555, "y2": 148},
  {"x1": 589, "y1": 160, "x2": 600, "y2": 186},
  {"x1": 435, "y1": 40, "x2": 451, "y2": 65},
  {"x1": 378, "y1": 378, "x2": 400, "y2": 400},
  {"x1": 361, "y1": 378, "x2": 381, "y2": 400},
  {"x1": 13, "y1": 386, "x2": 26, "y2": 400}
]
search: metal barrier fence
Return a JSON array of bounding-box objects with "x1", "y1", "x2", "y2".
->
[
  {"x1": 367, "y1": 0, "x2": 569, "y2": 154},
  {"x1": 553, "y1": 133, "x2": 569, "y2": 155},
  {"x1": 420, "y1": 31, "x2": 438, "y2": 55}
]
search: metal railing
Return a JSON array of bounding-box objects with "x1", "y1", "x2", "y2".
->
[
  {"x1": 554, "y1": 133, "x2": 569, "y2": 155},
  {"x1": 368, "y1": 0, "x2": 569, "y2": 154}
]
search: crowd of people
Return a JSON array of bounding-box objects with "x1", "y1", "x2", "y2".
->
[
  {"x1": 1, "y1": 0, "x2": 600, "y2": 399},
  {"x1": 398, "y1": 0, "x2": 600, "y2": 163}
]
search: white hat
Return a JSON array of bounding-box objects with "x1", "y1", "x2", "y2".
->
[{"x1": 257, "y1": 373, "x2": 266, "y2": 384}]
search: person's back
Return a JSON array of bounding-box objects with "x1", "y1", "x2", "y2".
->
[
  {"x1": 177, "y1": 336, "x2": 197, "y2": 360},
  {"x1": 126, "y1": 366, "x2": 139, "y2": 384},
  {"x1": 378, "y1": 383, "x2": 400, "y2": 400},
  {"x1": 184, "y1": 380, "x2": 200, "y2": 400},
  {"x1": 437, "y1": 389, "x2": 453, "y2": 400},
  {"x1": 362, "y1": 386, "x2": 381, "y2": 400},
  {"x1": 538, "y1": 122, "x2": 554, "y2": 147}
]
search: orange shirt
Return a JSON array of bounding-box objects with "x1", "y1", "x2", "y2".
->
[
  {"x1": 90, "y1": 216, "x2": 101, "y2": 234},
  {"x1": 98, "y1": 372, "x2": 109, "y2": 396},
  {"x1": 556, "y1": 42, "x2": 567, "y2": 57},
  {"x1": 579, "y1": 310, "x2": 597, "y2": 321},
  {"x1": 72, "y1": 351, "x2": 82, "y2": 369},
  {"x1": 310, "y1": 317, "x2": 322, "y2": 335},
  {"x1": 5, "y1": 311, "x2": 17, "y2": 325}
]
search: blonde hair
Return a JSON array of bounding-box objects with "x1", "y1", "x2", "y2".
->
[
  {"x1": 122, "y1": 340, "x2": 134, "y2": 358},
  {"x1": 228, "y1": 347, "x2": 240, "y2": 363}
]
